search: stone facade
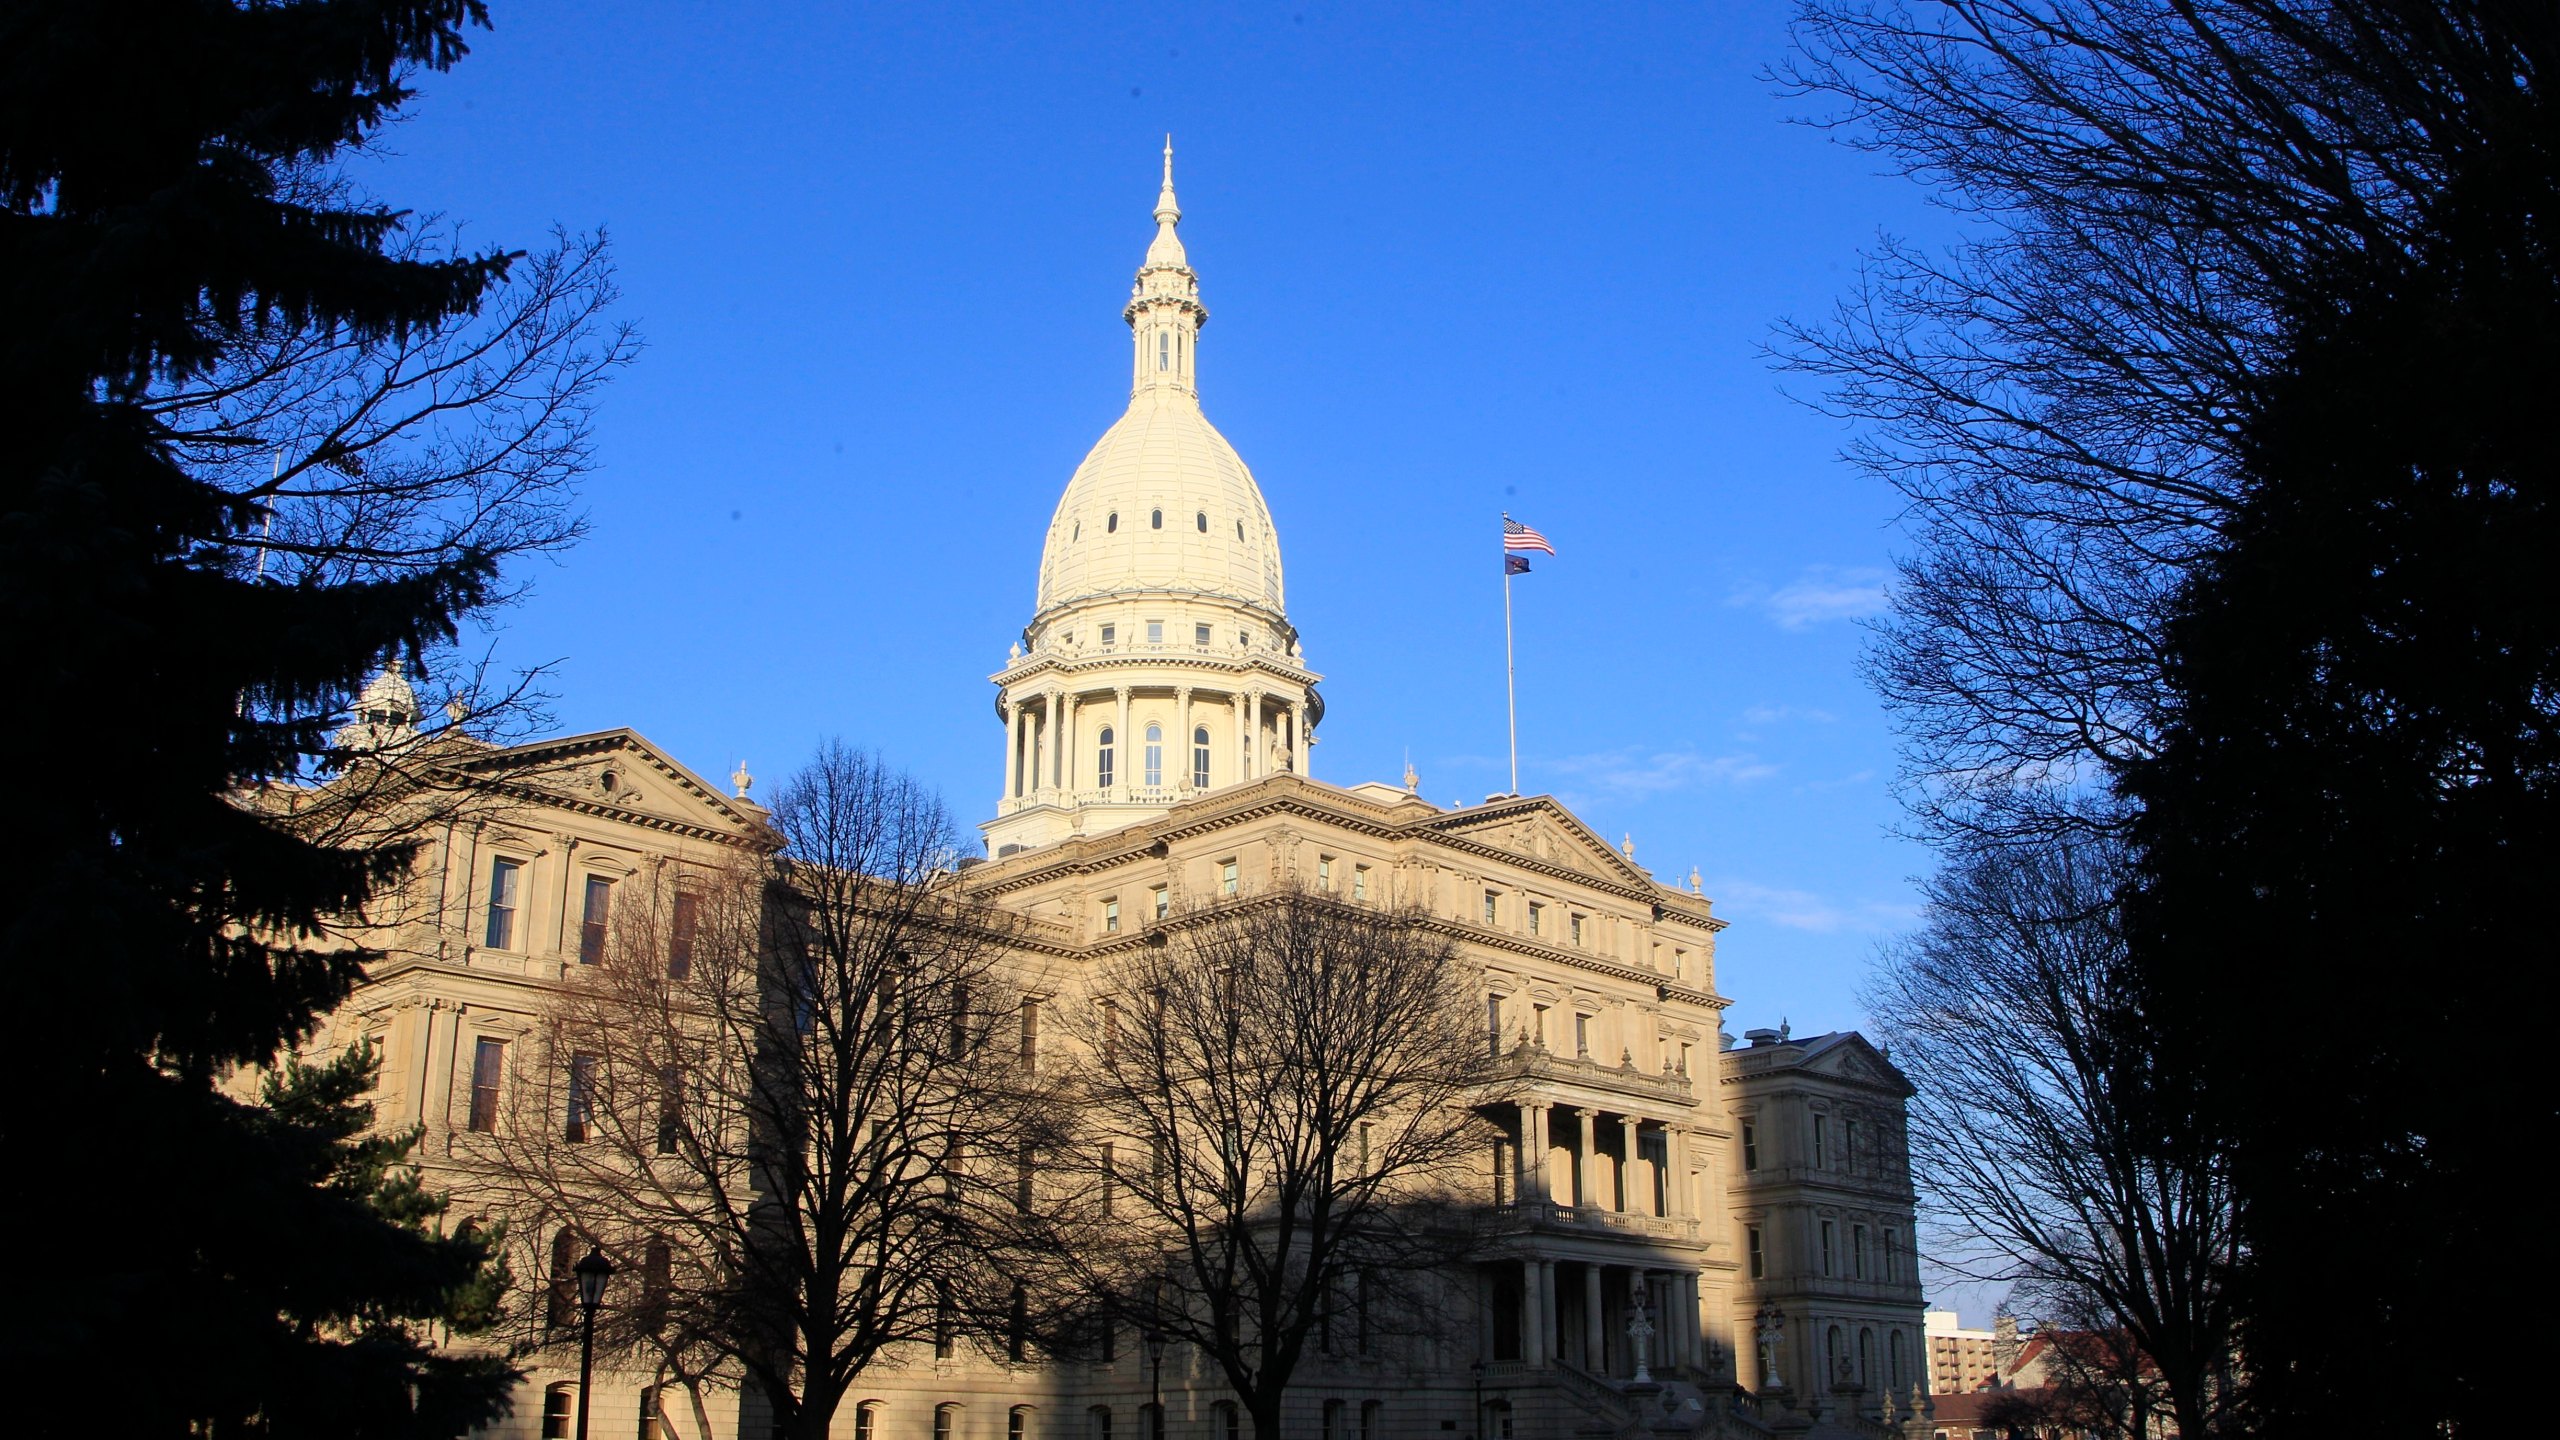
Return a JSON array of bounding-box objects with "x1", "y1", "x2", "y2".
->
[{"x1": 294, "y1": 146, "x2": 1928, "y2": 1440}]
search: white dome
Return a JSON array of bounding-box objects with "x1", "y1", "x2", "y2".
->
[{"x1": 1034, "y1": 390, "x2": 1284, "y2": 617}]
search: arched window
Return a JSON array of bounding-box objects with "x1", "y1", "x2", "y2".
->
[
  {"x1": 1859, "y1": 1327, "x2": 1875, "y2": 1388},
  {"x1": 1236, "y1": 519, "x2": 1246, "y2": 540},
  {"x1": 1088, "y1": 1405, "x2": 1113, "y2": 1440},
  {"x1": 935, "y1": 1404, "x2": 961, "y2": 1440},
  {"x1": 1150, "y1": 508, "x2": 1163, "y2": 529},
  {"x1": 854, "y1": 1403, "x2": 881, "y2": 1440},
  {"x1": 641, "y1": 1238, "x2": 672, "y2": 1330},
  {"x1": 1009, "y1": 1406, "x2": 1037, "y2": 1440},
  {"x1": 1211, "y1": 1402, "x2": 1241, "y2": 1440},
  {"x1": 1072, "y1": 521, "x2": 1081, "y2": 541},
  {"x1": 1196, "y1": 511, "x2": 1208, "y2": 532},
  {"x1": 547, "y1": 1226, "x2": 579, "y2": 1327},
  {"x1": 1360, "y1": 1401, "x2": 1383, "y2": 1440},
  {"x1": 1192, "y1": 726, "x2": 1211, "y2": 788},
  {"x1": 1097, "y1": 728, "x2": 1115, "y2": 790},
  {"x1": 541, "y1": 1384, "x2": 575, "y2": 1440},
  {"x1": 1107, "y1": 512, "x2": 1118, "y2": 533},
  {"x1": 1158, "y1": 332, "x2": 1170, "y2": 371},
  {"x1": 1321, "y1": 1400, "x2": 1345, "y2": 1440},
  {"x1": 1827, "y1": 1325, "x2": 1845, "y2": 1385},
  {"x1": 1143, "y1": 724, "x2": 1163, "y2": 788},
  {"x1": 1140, "y1": 1402, "x2": 1164, "y2": 1440},
  {"x1": 1890, "y1": 1330, "x2": 1908, "y2": 1392}
]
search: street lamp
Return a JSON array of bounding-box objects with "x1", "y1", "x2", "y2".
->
[
  {"x1": 573, "y1": 1245, "x2": 615, "y2": 1440},
  {"x1": 1142, "y1": 1322, "x2": 1167, "y2": 1440}
]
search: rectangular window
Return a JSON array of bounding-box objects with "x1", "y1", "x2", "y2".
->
[
  {"x1": 484, "y1": 858, "x2": 520, "y2": 949},
  {"x1": 1883, "y1": 1228, "x2": 1899, "y2": 1281},
  {"x1": 1527, "y1": 902, "x2": 1543, "y2": 936},
  {"x1": 1531, "y1": 1003, "x2": 1549, "y2": 1048},
  {"x1": 1820, "y1": 1220, "x2": 1836, "y2": 1277},
  {"x1": 565, "y1": 1053, "x2": 597, "y2": 1143},
  {"x1": 1483, "y1": 891, "x2": 1500, "y2": 924},
  {"x1": 577, "y1": 876, "x2": 613, "y2": 965},
  {"x1": 1673, "y1": 946, "x2": 1688, "y2": 978},
  {"x1": 1152, "y1": 885, "x2": 1169, "y2": 920},
  {"x1": 1317, "y1": 856, "x2": 1333, "y2": 891},
  {"x1": 1019, "y1": 998, "x2": 1041, "y2": 1067},
  {"x1": 1573, "y1": 1013, "x2": 1590, "y2": 1057},
  {"x1": 1352, "y1": 865, "x2": 1369, "y2": 901},
  {"x1": 1195, "y1": 622, "x2": 1211, "y2": 646},
  {"x1": 468, "y1": 1037, "x2": 505, "y2": 1133},
  {"x1": 1220, "y1": 860, "x2": 1239, "y2": 896},
  {"x1": 668, "y1": 892, "x2": 700, "y2": 979},
  {"x1": 1853, "y1": 1223, "x2": 1869, "y2": 1279},
  {"x1": 1813, "y1": 1113, "x2": 1828, "y2": 1168},
  {"x1": 1569, "y1": 913, "x2": 1584, "y2": 946},
  {"x1": 1846, "y1": 1118, "x2": 1860, "y2": 1170},
  {"x1": 1487, "y1": 995, "x2": 1505, "y2": 1057},
  {"x1": 1146, "y1": 620, "x2": 1164, "y2": 644},
  {"x1": 1742, "y1": 1122, "x2": 1759, "y2": 1171},
  {"x1": 1100, "y1": 623, "x2": 1116, "y2": 646},
  {"x1": 1747, "y1": 1225, "x2": 1765, "y2": 1279},
  {"x1": 657, "y1": 1064, "x2": 682, "y2": 1156},
  {"x1": 1103, "y1": 897, "x2": 1120, "y2": 934}
]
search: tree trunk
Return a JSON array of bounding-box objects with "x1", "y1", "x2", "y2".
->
[{"x1": 1249, "y1": 1393, "x2": 1287, "y2": 1440}]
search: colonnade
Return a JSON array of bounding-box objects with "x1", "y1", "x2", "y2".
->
[
  {"x1": 1501, "y1": 1100, "x2": 1696, "y2": 1219},
  {"x1": 1485, "y1": 1258, "x2": 1710, "y2": 1380},
  {"x1": 1002, "y1": 683, "x2": 1311, "y2": 804}
]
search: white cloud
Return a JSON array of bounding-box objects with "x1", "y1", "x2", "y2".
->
[
  {"x1": 1731, "y1": 565, "x2": 1891, "y2": 631},
  {"x1": 1707, "y1": 876, "x2": 1918, "y2": 934},
  {"x1": 1543, "y1": 745, "x2": 1777, "y2": 799},
  {"x1": 1738, "y1": 703, "x2": 1838, "y2": 728}
]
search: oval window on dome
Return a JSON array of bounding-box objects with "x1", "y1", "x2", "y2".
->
[
  {"x1": 1151, "y1": 509, "x2": 1163, "y2": 530},
  {"x1": 1235, "y1": 519, "x2": 1246, "y2": 540},
  {"x1": 1071, "y1": 521, "x2": 1081, "y2": 541},
  {"x1": 1107, "y1": 512, "x2": 1118, "y2": 533},
  {"x1": 1196, "y1": 511, "x2": 1208, "y2": 532}
]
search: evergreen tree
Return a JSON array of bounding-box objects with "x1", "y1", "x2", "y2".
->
[
  {"x1": 0, "y1": 2, "x2": 530, "y2": 1432},
  {"x1": 2124, "y1": 8, "x2": 2560, "y2": 1433}
]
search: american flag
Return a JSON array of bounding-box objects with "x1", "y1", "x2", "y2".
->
[{"x1": 1503, "y1": 517, "x2": 1556, "y2": 556}]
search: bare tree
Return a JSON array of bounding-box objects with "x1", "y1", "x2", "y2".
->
[
  {"x1": 1773, "y1": 0, "x2": 2485, "y2": 842},
  {"x1": 489, "y1": 744, "x2": 1066, "y2": 1440},
  {"x1": 1867, "y1": 835, "x2": 2230, "y2": 1439},
  {"x1": 1058, "y1": 885, "x2": 1497, "y2": 1440}
]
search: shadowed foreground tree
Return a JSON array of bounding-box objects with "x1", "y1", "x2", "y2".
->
[
  {"x1": 0, "y1": 2, "x2": 625, "y2": 1432},
  {"x1": 2125, "y1": 10, "x2": 2559, "y2": 1427},
  {"x1": 1060, "y1": 885, "x2": 1496, "y2": 1440},
  {"x1": 490, "y1": 745, "x2": 1067, "y2": 1440},
  {"x1": 1869, "y1": 835, "x2": 2229, "y2": 1440},
  {"x1": 1777, "y1": 0, "x2": 2531, "y2": 844}
]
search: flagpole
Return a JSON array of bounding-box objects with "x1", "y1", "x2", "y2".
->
[{"x1": 1503, "y1": 515, "x2": 1519, "y2": 796}]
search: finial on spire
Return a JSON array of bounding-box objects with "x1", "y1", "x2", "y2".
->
[
  {"x1": 731, "y1": 760, "x2": 753, "y2": 798},
  {"x1": 1155, "y1": 134, "x2": 1181, "y2": 225}
]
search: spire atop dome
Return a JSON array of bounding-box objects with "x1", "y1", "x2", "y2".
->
[
  {"x1": 1128, "y1": 140, "x2": 1205, "y2": 397},
  {"x1": 1156, "y1": 134, "x2": 1180, "y2": 223},
  {"x1": 1145, "y1": 134, "x2": 1188, "y2": 270}
]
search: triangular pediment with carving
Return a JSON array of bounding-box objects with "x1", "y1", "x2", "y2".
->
[
  {"x1": 1421, "y1": 796, "x2": 1653, "y2": 890},
  {"x1": 445, "y1": 729, "x2": 766, "y2": 842},
  {"x1": 1802, "y1": 1033, "x2": 1916, "y2": 1095}
]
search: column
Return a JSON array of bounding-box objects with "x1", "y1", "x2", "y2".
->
[
  {"x1": 1683, "y1": 1273, "x2": 1705, "y2": 1372},
  {"x1": 1525, "y1": 1102, "x2": 1551, "y2": 1204},
  {"x1": 1177, "y1": 687, "x2": 1193, "y2": 789},
  {"x1": 1666, "y1": 1127, "x2": 1689, "y2": 1217},
  {"x1": 1003, "y1": 699, "x2": 1021, "y2": 799},
  {"x1": 1064, "y1": 694, "x2": 1080, "y2": 791},
  {"x1": 1231, "y1": 692, "x2": 1246, "y2": 784},
  {"x1": 1522, "y1": 1259, "x2": 1546, "y2": 1366},
  {"x1": 1114, "y1": 687, "x2": 1132, "y2": 799},
  {"x1": 1583, "y1": 1265, "x2": 1606, "y2": 1376},
  {"x1": 1046, "y1": 690, "x2": 1063, "y2": 791},
  {"x1": 1246, "y1": 691, "x2": 1263, "y2": 777},
  {"x1": 1619, "y1": 1115, "x2": 1640, "y2": 1213},
  {"x1": 1572, "y1": 1109, "x2": 1596, "y2": 1209},
  {"x1": 1539, "y1": 1260, "x2": 1560, "y2": 1366}
]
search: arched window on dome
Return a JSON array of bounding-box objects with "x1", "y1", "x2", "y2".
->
[
  {"x1": 1158, "y1": 332, "x2": 1170, "y2": 371},
  {"x1": 1193, "y1": 727, "x2": 1211, "y2": 789},
  {"x1": 1107, "y1": 512, "x2": 1118, "y2": 533},
  {"x1": 1151, "y1": 508, "x2": 1163, "y2": 529},
  {"x1": 1072, "y1": 521, "x2": 1081, "y2": 541},
  {"x1": 1235, "y1": 519, "x2": 1245, "y2": 540},
  {"x1": 1196, "y1": 511, "x2": 1207, "y2": 532},
  {"x1": 1097, "y1": 728, "x2": 1115, "y2": 790},
  {"x1": 1143, "y1": 725, "x2": 1163, "y2": 788}
]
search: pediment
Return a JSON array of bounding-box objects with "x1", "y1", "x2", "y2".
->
[
  {"x1": 1801, "y1": 1033, "x2": 1915, "y2": 1095},
  {"x1": 445, "y1": 728, "x2": 766, "y2": 840},
  {"x1": 1422, "y1": 795, "x2": 1655, "y2": 891}
]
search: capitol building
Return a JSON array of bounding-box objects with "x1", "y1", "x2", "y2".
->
[{"x1": 314, "y1": 148, "x2": 1927, "y2": 1440}]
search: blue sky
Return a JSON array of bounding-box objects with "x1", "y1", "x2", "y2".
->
[{"x1": 370, "y1": 0, "x2": 1949, "y2": 1143}]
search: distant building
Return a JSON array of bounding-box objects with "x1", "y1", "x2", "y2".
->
[{"x1": 1927, "y1": 1310, "x2": 2002, "y2": 1395}]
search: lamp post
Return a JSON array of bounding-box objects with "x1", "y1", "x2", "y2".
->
[
  {"x1": 1142, "y1": 1323, "x2": 1166, "y2": 1440},
  {"x1": 573, "y1": 1245, "x2": 615, "y2": 1440}
]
